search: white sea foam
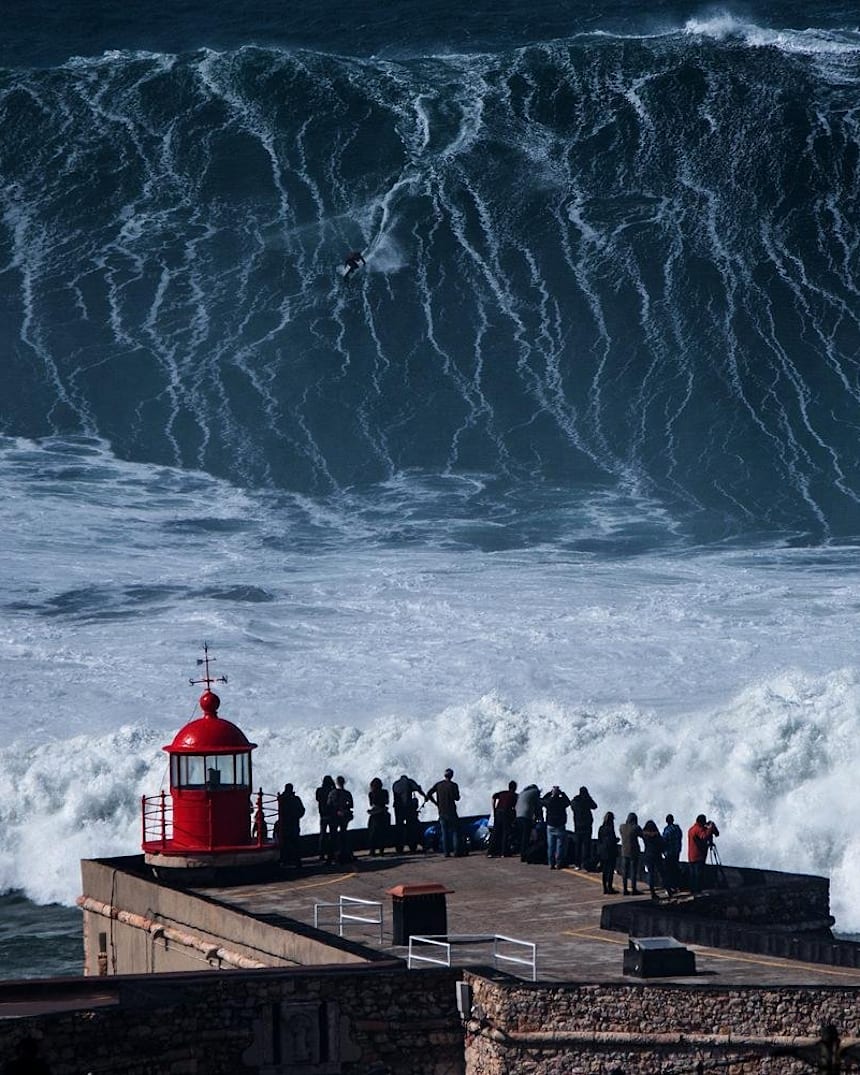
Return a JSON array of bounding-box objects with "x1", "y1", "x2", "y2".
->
[
  {"x1": 3, "y1": 438, "x2": 860, "y2": 928},
  {"x1": 684, "y1": 13, "x2": 860, "y2": 58}
]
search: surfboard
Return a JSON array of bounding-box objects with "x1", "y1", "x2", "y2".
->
[{"x1": 337, "y1": 263, "x2": 364, "y2": 281}]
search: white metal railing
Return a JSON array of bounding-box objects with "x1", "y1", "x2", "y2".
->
[
  {"x1": 407, "y1": 933, "x2": 536, "y2": 981},
  {"x1": 314, "y1": 896, "x2": 383, "y2": 943},
  {"x1": 493, "y1": 933, "x2": 537, "y2": 980},
  {"x1": 406, "y1": 935, "x2": 453, "y2": 970}
]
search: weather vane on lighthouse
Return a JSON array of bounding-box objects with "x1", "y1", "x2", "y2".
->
[
  {"x1": 189, "y1": 641, "x2": 228, "y2": 690},
  {"x1": 142, "y1": 643, "x2": 277, "y2": 878}
]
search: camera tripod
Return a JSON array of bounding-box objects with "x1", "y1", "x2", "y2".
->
[{"x1": 707, "y1": 839, "x2": 727, "y2": 888}]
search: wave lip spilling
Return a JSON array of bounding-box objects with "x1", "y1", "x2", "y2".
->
[{"x1": 683, "y1": 12, "x2": 860, "y2": 59}]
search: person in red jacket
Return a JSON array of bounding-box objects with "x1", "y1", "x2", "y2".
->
[
  {"x1": 687, "y1": 814, "x2": 719, "y2": 892},
  {"x1": 487, "y1": 780, "x2": 518, "y2": 857}
]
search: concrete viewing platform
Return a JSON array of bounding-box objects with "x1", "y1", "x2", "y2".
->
[{"x1": 199, "y1": 848, "x2": 860, "y2": 987}]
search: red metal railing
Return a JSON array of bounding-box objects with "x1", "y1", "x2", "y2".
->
[
  {"x1": 141, "y1": 788, "x2": 279, "y2": 852},
  {"x1": 142, "y1": 790, "x2": 173, "y2": 846}
]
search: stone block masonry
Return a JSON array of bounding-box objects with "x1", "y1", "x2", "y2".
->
[
  {"x1": 463, "y1": 973, "x2": 860, "y2": 1075},
  {"x1": 0, "y1": 964, "x2": 463, "y2": 1075}
]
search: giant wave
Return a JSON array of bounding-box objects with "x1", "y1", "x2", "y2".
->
[{"x1": 2, "y1": 21, "x2": 860, "y2": 540}]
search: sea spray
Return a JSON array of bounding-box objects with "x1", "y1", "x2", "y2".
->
[{"x1": 4, "y1": 670, "x2": 860, "y2": 929}]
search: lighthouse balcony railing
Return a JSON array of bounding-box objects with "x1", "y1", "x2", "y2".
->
[
  {"x1": 142, "y1": 789, "x2": 279, "y2": 851},
  {"x1": 142, "y1": 792, "x2": 174, "y2": 847}
]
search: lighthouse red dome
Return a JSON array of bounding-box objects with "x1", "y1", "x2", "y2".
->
[
  {"x1": 142, "y1": 647, "x2": 278, "y2": 865},
  {"x1": 164, "y1": 690, "x2": 257, "y2": 754}
]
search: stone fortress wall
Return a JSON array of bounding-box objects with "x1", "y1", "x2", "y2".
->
[
  {"x1": 3, "y1": 856, "x2": 859, "y2": 1074},
  {"x1": 0, "y1": 964, "x2": 463, "y2": 1075},
  {"x1": 464, "y1": 973, "x2": 860, "y2": 1075}
]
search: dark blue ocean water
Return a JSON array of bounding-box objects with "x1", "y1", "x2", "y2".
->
[
  {"x1": 5, "y1": 0, "x2": 860, "y2": 980},
  {"x1": 3, "y1": 0, "x2": 860, "y2": 543}
]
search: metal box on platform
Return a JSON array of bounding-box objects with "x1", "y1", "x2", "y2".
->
[
  {"x1": 623, "y1": 936, "x2": 696, "y2": 978},
  {"x1": 387, "y1": 883, "x2": 452, "y2": 945}
]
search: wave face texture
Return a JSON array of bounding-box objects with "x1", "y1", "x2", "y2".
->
[{"x1": 3, "y1": 16, "x2": 860, "y2": 542}]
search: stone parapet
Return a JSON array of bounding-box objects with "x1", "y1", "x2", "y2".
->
[
  {"x1": 463, "y1": 973, "x2": 860, "y2": 1075},
  {"x1": 0, "y1": 964, "x2": 463, "y2": 1075}
]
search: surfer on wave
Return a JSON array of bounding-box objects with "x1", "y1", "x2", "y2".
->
[{"x1": 342, "y1": 250, "x2": 366, "y2": 280}]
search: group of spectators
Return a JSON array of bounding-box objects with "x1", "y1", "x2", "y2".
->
[
  {"x1": 275, "y1": 771, "x2": 443, "y2": 866},
  {"x1": 488, "y1": 781, "x2": 720, "y2": 896},
  {"x1": 274, "y1": 771, "x2": 721, "y2": 898},
  {"x1": 490, "y1": 782, "x2": 721, "y2": 896}
]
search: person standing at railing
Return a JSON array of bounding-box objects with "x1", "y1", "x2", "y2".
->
[
  {"x1": 687, "y1": 813, "x2": 720, "y2": 893},
  {"x1": 540, "y1": 785, "x2": 571, "y2": 870},
  {"x1": 367, "y1": 777, "x2": 391, "y2": 856},
  {"x1": 315, "y1": 775, "x2": 336, "y2": 862},
  {"x1": 515, "y1": 783, "x2": 542, "y2": 862},
  {"x1": 425, "y1": 768, "x2": 461, "y2": 857},
  {"x1": 571, "y1": 786, "x2": 598, "y2": 870},
  {"x1": 392, "y1": 773, "x2": 425, "y2": 853},
  {"x1": 487, "y1": 781, "x2": 518, "y2": 858},
  {"x1": 619, "y1": 812, "x2": 643, "y2": 895},
  {"x1": 327, "y1": 775, "x2": 355, "y2": 865},
  {"x1": 276, "y1": 782, "x2": 305, "y2": 868},
  {"x1": 597, "y1": 811, "x2": 619, "y2": 894},
  {"x1": 662, "y1": 813, "x2": 683, "y2": 892}
]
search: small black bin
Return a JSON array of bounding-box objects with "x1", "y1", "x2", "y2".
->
[
  {"x1": 387, "y1": 883, "x2": 452, "y2": 945},
  {"x1": 623, "y1": 936, "x2": 696, "y2": 978}
]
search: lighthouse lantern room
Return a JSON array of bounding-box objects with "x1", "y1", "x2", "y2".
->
[{"x1": 142, "y1": 646, "x2": 279, "y2": 878}]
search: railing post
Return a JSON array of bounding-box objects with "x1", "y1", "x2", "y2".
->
[
  {"x1": 141, "y1": 794, "x2": 146, "y2": 845},
  {"x1": 255, "y1": 788, "x2": 264, "y2": 847},
  {"x1": 160, "y1": 790, "x2": 167, "y2": 847}
]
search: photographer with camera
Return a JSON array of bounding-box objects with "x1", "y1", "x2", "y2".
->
[{"x1": 687, "y1": 813, "x2": 720, "y2": 893}]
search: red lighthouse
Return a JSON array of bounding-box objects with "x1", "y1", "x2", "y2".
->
[{"x1": 142, "y1": 646, "x2": 279, "y2": 880}]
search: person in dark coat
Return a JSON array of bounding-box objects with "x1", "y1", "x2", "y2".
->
[
  {"x1": 596, "y1": 810, "x2": 619, "y2": 894},
  {"x1": 367, "y1": 777, "x2": 390, "y2": 856},
  {"x1": 327, "y1": 775, "x2": 354, "y2": 864},
  {"x1": 540, "y1": 785, "x2": 571, "y2": 869},
  {"x1": 641, "y1": 819, "x2": 668, "y2": 898},
  {"x1": 571, "y1": 786, "x2": 598, "y2": 869},
  {"x1": 619, "y1": 812, "x2": 643, "y2": 895},
  {"x1": 276, "y1": 782, "x2": 305, "y2": 868},
  {"x1": 315, "y1": 775, "x2": 336, "y2": 861},
  {"x1": 662, "y1": 813, "x2": 683, "y2": 892},
  {"x1": 392, "y1": 774, "x2": 424, "y2": 852}
]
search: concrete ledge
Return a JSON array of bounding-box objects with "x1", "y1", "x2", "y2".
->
[{"x1": 144, "y1": 847, "x2": 279, "y2": 869}]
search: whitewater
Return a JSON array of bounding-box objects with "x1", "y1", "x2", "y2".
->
[
  {"x1": 4, "y1": 0, "x2": 860, "y2": 974},
  {"x1": 4, "y1": 435, "x2": 860, "y2": 929}
]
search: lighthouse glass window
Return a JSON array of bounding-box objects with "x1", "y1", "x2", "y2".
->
[{"x1": 171, "y1": 753, "x2": 251, "y2": 789}]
